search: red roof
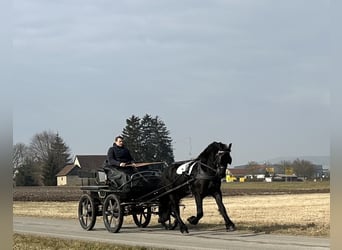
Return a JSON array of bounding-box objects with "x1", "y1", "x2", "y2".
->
[
  {"x1": 56, "y1": 164, "x2": 78, "y2": 176},
  {"x1": 227, "y1": 168, "x2": 249, "y2": 176}
]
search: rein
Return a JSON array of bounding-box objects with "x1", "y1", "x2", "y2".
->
[{"x1": 197, "y1": 161, "x2": 217, "y2": 173}]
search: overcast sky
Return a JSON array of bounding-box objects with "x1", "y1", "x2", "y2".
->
[{"x1": 12, "y1": 0, "x2": 330, "y2": 166}]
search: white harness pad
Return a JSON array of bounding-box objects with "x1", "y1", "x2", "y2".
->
[{"x1": 176, "y1": 161, "x2": 197, "y2": 175}]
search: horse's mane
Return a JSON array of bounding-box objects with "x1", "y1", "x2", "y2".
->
[{"x1": 196, "y1": 141, "x2": 222, "y2": 162}]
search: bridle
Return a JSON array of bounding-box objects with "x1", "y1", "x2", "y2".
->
[{"x1": 196, "y1": 149, "x2": 231, "y2": 179}]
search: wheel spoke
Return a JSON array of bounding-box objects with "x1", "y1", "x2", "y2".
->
[
  {"x1": 133, "y1": 207, "x2": 151, "y2": 228},
  {"x1": 78, "y1": 194, "x2": 97, "y2": 231},
  {"x1": 103, "y1": 194, "x2": 123, "y2": 233},
  {"x1": 109, "y1": 214, "x2": 114, "y2": 226}
]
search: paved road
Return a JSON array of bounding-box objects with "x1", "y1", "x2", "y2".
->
[{"x1": 14, "y1": 216, "x2": 329, "y2": 250}]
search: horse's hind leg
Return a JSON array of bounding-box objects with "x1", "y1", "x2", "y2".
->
[
  {"x1": 213, "y1": 191, "x2": 236, "y2": 231},
  {"x1": 170, "y1": 194, "x2": 188, "y2": 234},
  {"x1": 187, "y1": 193, "x2": 203, "y2": 225}
]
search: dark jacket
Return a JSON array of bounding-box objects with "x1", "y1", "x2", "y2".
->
[{"x1": 107, "y1": 144, "x2": 134, "y2": 167}]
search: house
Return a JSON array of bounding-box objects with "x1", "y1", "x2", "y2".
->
[
  {"x1": 56, "y1": 164, "x2": 78, "y2": 186},
  {"x1": 227, "y1": 162, "x2": 325, "y2": 182},
  {"x1": 226, "y1": 168, "x2": 249, "y2": 182},
  {"x1": 56, "y1": 155, "x2": 107, "y2": 186},
  {"x1": 229, "y1": 164, "x2": 270, "y2": 181}
]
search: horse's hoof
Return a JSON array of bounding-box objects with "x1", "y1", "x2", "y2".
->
[
  {"x1": 180, "y1": 226, "x2": 189, "y2": 234},
  {"x1": 187, "y1": 216, "x2": 198, "y2": 225},
  {"x1": 226, "y1": 225, "x2": 236, "y2": 232}
]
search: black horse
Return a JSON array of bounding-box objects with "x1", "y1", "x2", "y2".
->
[{"x1": 158, "y1": 141, "x2": 235, "y2": 233}]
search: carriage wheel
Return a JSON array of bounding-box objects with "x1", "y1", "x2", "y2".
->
[
  {"x1": 78, "y1": 194, "x2": 97, "y2": 230},
  {"x1": 103, "y1": 194, "x2": 123, "y2": 233},
  {"x1": 161, "y1": 211, "x2": 178, "y2": 230},
  {"x1": 132, "y1": 206, "x2": 152, "y2": 228}
]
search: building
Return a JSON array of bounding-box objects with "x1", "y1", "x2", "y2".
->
[
  {"x1": 56, "y1": 155, "x2": 106, "y2": 186},
  {"x1": 226, "y1": 168, "x2": 249, "y2": 182},
  {"x1": 226, "y1": 162, "x2": 325, "y2": 182}
]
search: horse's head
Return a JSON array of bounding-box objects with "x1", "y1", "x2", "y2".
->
[
  {"x1": 214, "y1": 142, "x2": 232, "y2": 178},
  {"x1": 198, "y1": 141, "x2": 232, "y2": 178}
]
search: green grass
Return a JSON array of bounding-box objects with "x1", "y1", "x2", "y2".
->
[{"x1": 13, "y1": 233, "x2": 170, "y2": 250}]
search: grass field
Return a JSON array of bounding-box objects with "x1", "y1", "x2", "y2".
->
[{"x1": 13, "y1": 193, "x2": 330, "y2": 237}]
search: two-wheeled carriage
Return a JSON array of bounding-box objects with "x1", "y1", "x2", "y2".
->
[{"x1": 78, "y1": 162, "x2": 178, "y2": 233}]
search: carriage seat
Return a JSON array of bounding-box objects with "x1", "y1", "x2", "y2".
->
[{"x1": 95, "y1": 169, "x2": 107, "y2": 185}]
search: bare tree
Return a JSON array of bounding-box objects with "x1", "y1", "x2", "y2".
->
[
  {"x1": 13, "y1": 143, "x2": 29, "y2": 173},
  {"x1": 292, "y1": 158, "x2": 315, "y2": 179},
  {"x1": 13, "y1": 143, "x2": 43, "y2": 186},
  {"x1": 29, "y1": 130, "x2": 55, "y2": 162}
]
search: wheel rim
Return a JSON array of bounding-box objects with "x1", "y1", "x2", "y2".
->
[
  {"x1": 103, "y1": 194, "x2": 123, "y2": 233},
  {"x1": 162, "y1": 211, "x2": 178, "y2": 230},
  {"x1": 78, "y1": 194, "x2": 96, "y2": 230},
  {"x1": 133, "y1": 206, "x2": 152, "y2": 228}
]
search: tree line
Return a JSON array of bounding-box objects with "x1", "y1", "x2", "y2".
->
[
  {"x1": 13, "y1": 114, "x2": 174, "y2": 186},
  {"x1": 247, "y1": 159, "x2": 318, "y2": 179},
  {"x1": 13, "y1": 131, "x2": 72, "y2": 186}
]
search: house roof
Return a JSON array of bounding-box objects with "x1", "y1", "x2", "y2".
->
[
  {"x1": 227, "y1": 168, "x2": 249, "y2": 176},
  {"x1": 56, "y1": 164, "x2": 77, "y2": 176},
  {"x1": 74, "y1": 155, "x2": 107, "y2": 171}
]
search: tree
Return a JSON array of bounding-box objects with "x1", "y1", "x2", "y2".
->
[
  {"x1": 13, "y1": 143, "x2": 28, "y2": 179},
  {"x1": 13, "y1": 143, "x2": 43, "y2": 186},
  {"x1": 15, "y1": 157, "x2": 40, "y2": 186},
  {"x1": 29, "y1": 130, "x2": 55, "y2": 162},
  {"x1": 140, "y1": 114, "x2": 156, "y2": 162},
  {"x1": 14, "y1": 130, "x2": 72, "y2": 186},
  {"x1": 122, "y1": 114, "x2": 174, "y2": 164},
  {"x1": 42, "y1": 133, "x2": 72, "y2": 186},
  {"x1": 151, "y1": 116, "x2": 174, "y2": 164},
  {"x1": 122, "y1": 115, "x2": 142, "y2": 161},
  {"x1": 292, "y1": 158, "x2": 315, "y2": 179}
]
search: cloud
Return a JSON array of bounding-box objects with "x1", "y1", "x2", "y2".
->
[{"x1": 12, "y1": 0, "x2": 331, "y2": 164}]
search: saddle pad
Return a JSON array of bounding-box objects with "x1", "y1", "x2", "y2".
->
[{"x1": 176, "y1": 161, "x2": 196, "y2": 175}]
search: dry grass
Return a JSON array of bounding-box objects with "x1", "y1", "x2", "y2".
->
[
  {"x1": 13, "y1": 193, "x2": 329, "y2": 237},
  {"x1": 13, "y1": 201, "x2": 78, "y2": 219},
  {"x1": 180, "y1": 193, "x2": 330, "y2": 236},
  {"x1": 13, "y1": 233, "x2": 168, "y2": 250}
]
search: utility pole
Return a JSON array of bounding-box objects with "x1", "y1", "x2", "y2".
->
[{"x1": 189, "y1": 137, "x2": 192, "y2": 158}]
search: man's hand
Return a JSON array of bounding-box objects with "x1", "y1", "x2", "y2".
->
[{"x1": 119, "y1": 162, "x2": 126, "y2": 167}]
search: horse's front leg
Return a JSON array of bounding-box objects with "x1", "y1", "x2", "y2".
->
[
  {"x1": 213, "y1": 191, "x2": 236, "y2": 231},
  {"x1": 187, "y1": 193, "x2": 203, "y2": 225}
]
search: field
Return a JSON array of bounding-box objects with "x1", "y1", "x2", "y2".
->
[
  {"x1": 13, "y1": 181, "x2": 330, "y2": 237},
  {"x1": 13, "y1": 193, "x2": 329, "y2": 237},
  {"x1": 13, "y1": 180, "x2": 330, "y2": 201}
]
